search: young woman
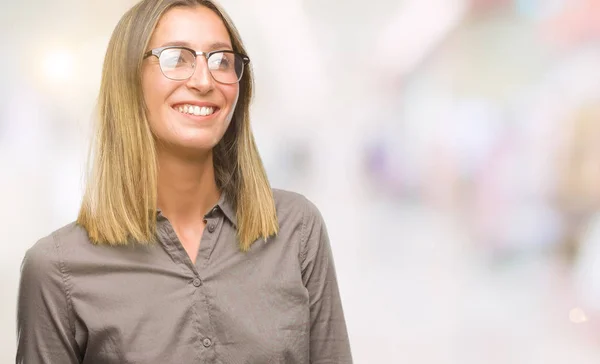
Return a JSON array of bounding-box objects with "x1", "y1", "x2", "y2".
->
[{"x1": 16, "y1": 1, "x2": 352, "y2": 363}]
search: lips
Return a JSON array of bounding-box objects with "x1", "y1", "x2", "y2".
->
[
  {"x1": 176, "y1": 104, "x2": 216, "y2": 116},
  {"x1": 171, "y1": 101, "x2": 221, "y2": 118}
]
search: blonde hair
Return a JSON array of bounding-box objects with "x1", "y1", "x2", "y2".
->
[{"x1": 78, "y1": 0, "x2": 278, "y2": 251}]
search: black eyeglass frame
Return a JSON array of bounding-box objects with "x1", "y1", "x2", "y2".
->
[{"x1": 143, "y1": 46, "x2": 250, "y2": 84}]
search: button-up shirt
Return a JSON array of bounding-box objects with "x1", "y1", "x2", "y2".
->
[{"x1": 16, "y1": 189, "x2": 352, "y2": 363}]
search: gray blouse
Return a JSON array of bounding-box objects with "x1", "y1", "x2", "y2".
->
[{"x1": 16, "y1": 189, "x2": 352, "y2": 364}]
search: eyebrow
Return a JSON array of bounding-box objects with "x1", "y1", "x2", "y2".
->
[{"x1": 159, "y1": 41, "x2": 233, "y2": 51}]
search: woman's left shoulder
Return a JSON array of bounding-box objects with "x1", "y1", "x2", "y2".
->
[
  {"x1": 270, "y1": 189, "x2": 328, "y2": 257},
  {"x1": 271, "y1": 188, "x2": 325, "y2": 228}
]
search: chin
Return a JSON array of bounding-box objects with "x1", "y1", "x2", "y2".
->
[
  {"x1": 153, "y1": 120, "x2": 229, "y2": 155},
  {"x1": 168, "y1": 135, "x2": 222, "y2": 155}
]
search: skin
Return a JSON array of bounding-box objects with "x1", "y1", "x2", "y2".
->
[{"x1": 141, "y1": 5, "x2": 240, "y2": 263}]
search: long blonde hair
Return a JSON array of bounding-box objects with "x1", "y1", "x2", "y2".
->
[{"x1": 78, "y1": 0, "x2": 278, "y2": 251}]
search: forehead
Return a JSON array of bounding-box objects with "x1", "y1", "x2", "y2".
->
[{"x1": 149, "y1": 6, "x2": 232, "y2": 50}]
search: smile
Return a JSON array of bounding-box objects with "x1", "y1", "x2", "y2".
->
[{"x1": 174, "y1": 104, "x2": 219, "y2": 117}]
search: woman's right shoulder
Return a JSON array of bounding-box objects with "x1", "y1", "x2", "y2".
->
[{"x1": 23, "y1": 222, "x2": 92, "y2": 270}]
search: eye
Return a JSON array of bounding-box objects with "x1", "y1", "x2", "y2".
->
[
  {"x1": 208, "y1": 52, "x2": 233, "y2": 70},
  {"x1": 161, "y1": 49, "x2": 193, "y2": 69}
]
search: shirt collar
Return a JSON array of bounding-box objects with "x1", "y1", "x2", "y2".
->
[
  {"x1": 155, "y1": 191, "x2": 237, "y2": 228},
  {"x1": 216, "y1": 192, "x2": 237, "y2": 228}
]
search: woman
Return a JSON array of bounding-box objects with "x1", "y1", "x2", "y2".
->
[{"x1": 16, "y1": 1, "x2": 352, "y2": 363}]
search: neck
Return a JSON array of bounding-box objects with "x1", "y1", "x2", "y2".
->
[{"x1": 156, "y1": 148, "x2": 220, "y2": 224}]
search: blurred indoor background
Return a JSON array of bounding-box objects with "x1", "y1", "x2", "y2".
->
[{"x1": 3, "y1": 0, "x2": 600, "y2": 362}]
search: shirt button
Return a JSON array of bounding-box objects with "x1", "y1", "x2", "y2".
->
[
  {"x1": 192, "y1": 278, "x2": 202, "y2": 287},
  {"x1": 207, "y1": 223, "x2": 216, "y2": 233},
  {"x1": 203, "y1": 338, "x2": 213, "y2": 347}
]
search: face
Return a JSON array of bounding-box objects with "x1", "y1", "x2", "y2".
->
[{"x1": 142, "y1": 6, "x2": 240, "y2": 156}]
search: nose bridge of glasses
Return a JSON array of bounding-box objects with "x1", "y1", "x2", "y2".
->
[
  {"x1": 188, "y1": 52, "x2": 214, "y2": 83},
  {"x1": 194, "y1": 51, "x2": 209, "y2": 60}
]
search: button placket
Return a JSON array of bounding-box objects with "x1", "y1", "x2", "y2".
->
[
  {"x1": 196, "y1": 215, "x2": 223, "y2": 269},
  {"x1": 206, "y1": 222, "x2": 216, "y2": 233}
]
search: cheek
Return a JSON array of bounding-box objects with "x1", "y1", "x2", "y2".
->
[
  {"x1": 224, "y1": 86, "x2": 240, "y2": 123},
  {"x1": 142, "y1": 75, "x2": 158, "y2": 118},
  {"x1": 142, "y1": 72, "x2": 172, "y2": 130}
]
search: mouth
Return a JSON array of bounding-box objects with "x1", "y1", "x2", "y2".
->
[{"x1": 172, "y1": 103, "x2": 221, "y2": 119}]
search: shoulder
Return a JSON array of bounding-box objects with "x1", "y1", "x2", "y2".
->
[
  {"x1": 271, "y1": 188, "x2": 323, "y2": 222},
  {"x1": 27, "y1": 222, "x2": 91, "y2": 255},
  {"x1": 19, "y1": 222, "x2": 86, "y2": 298},
  {"x1": 22, "y1": 222, "x2": 91, "y2": 274},
  {"x1": 271, "y1": 189, "x2": 327, "y2": 245}
]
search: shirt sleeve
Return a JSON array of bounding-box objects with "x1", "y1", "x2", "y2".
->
[
  {"x1": 300, "y1": 199, "x2": 353, "y2": 364},
  {"x1": 16, "y1": 235, "x2": 81, "y2": 364}
]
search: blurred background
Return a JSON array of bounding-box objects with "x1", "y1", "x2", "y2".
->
[{"x1": 2, "y1": 0, "x2": 600, "y2": 362}]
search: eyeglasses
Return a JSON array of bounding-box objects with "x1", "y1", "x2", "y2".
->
[{"x1": 143, "y1": 46, "x2": 250, "y2": 84}]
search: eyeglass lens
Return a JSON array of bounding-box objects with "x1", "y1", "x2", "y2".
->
[{"x1": 158, "y1": 48, "x2": 244, "y2": 83}]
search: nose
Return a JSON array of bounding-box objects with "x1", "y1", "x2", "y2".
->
[{"x1": 185, "y1": 57, "x2": 215, "y2": 94}]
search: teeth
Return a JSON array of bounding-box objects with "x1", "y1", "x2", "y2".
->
[{"x1": 176, "y1": 104, "x2": 215, "y2": 116}]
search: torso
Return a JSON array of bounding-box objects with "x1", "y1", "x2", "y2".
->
[{"x1": 24, "y1": 189, "x2": 338, "y2": 364}]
